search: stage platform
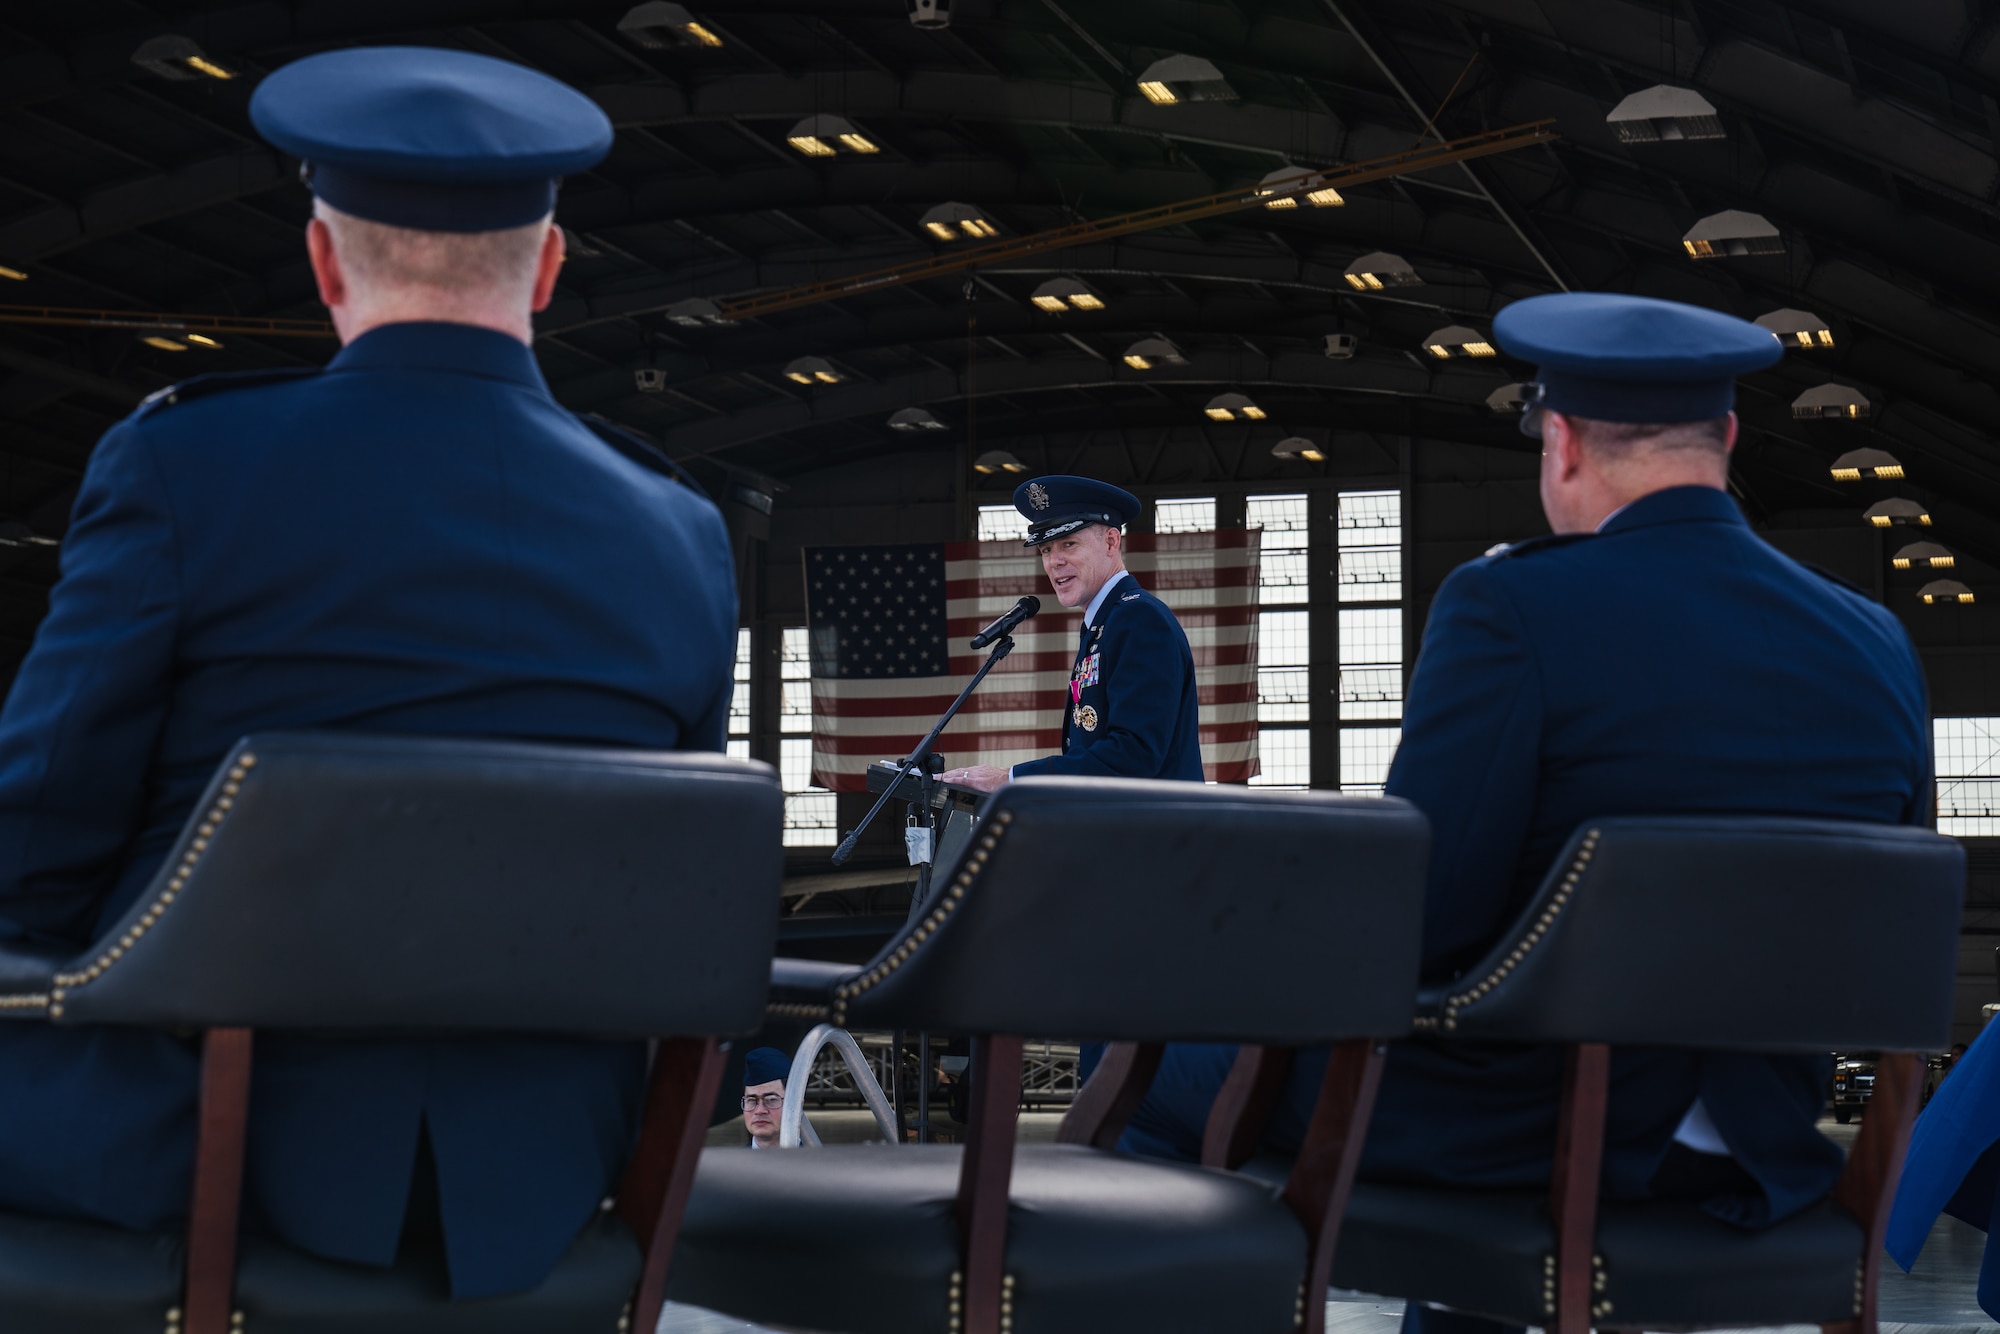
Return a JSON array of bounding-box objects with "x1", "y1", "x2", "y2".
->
[{"x1": 670, "y1": 1118, "x2": 1997, "y2": 1334}]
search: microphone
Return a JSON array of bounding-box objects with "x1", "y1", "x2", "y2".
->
[{"x1": 970, "y1": 595, "x2": 1040, "y2": 649}]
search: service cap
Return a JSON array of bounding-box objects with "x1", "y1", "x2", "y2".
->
[
  {"x1": 1494, "y1": 293, "x2": 1782, "y2": 437},
  {"x1": 1013, "y1": 475, "x2": 1142, "y2": 549},
  {"x1": 743, "y1": 1047, "x2": 791, "y2": 1088},
  {"x1": 249, "y1": 47, "x2": 614, "y2": 233}
]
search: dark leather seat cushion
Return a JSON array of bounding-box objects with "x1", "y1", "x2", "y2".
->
[
  {"x1": 1321, "y1": 1179, "x2": 1864, "y2": 1328},
  {"x1": 669, "y1": 1143, "x2": 1307, "y2": 1334},
  {"x1": 0, "y1": 1211, "x2": 638, "y2": 1334}
]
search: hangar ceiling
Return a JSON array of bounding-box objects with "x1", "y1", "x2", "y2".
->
[{"x1": 0, "y1": 0, "x2": 1998, "y2": 662}]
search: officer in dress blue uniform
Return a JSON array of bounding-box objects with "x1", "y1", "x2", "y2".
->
[
  {"x1": 1118, "y1": 294, "x2": 1931, "y2": 1334},
  {"x1": 1887, "y1": 1016, "x2": 2000, "y2": 1316},
  {"x1": 942, "y1": 476, "x2": 1202, "y2": 792},
  {"x1": 0, "y1": 48, "x2": 737, "y2": 1299}
]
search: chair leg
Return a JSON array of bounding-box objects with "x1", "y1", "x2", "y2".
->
[
  {"x1": 1281, "y1": 1039, "x2": 1386, "y2": 1334},
  {"x1": 1202, "y1": 1045, "x2": 1296, "y2": 1170},
  {"x1": 184, "y1": 1028, "x2": 254, "y2": 1334},
  {"x1": 1056, "y1": 1040, "x2": 1162, "y2": 1149},
  {"x1": 618, "y1": 1036, "x2": 727, "y2": 1334},
  {"x1": 1830, "y1": 1050, "x2": 1924, "y2": 1334},
  {"x1": 956, "y1": 1033, "x2": 1024, "y2": 1334},
  {"x1": 1549, "y1": 1043, "x2": 1609, "y2": 1334}
]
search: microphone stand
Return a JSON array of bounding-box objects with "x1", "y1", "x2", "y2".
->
[{"x1": 830, "y1": 632, "x2": 1018, "y2": 1147}]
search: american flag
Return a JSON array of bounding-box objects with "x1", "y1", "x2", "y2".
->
[{"x1": 805, "y1": 532, "x2": 1260, "y2": 790}]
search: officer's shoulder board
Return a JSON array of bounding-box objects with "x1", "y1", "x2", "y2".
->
[
  {"x1": 1481, "y1": 533, "x2": 1594, "y2": 562},
  {"x1": 576, "y1": 412, "x2": 704, "y2": 493},
  {"x1": 131, "y1": 366, "x2": 321, "y2": 423}
]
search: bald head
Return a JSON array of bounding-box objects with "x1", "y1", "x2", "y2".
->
[{"x1": 306, "y1": 200, "x2": 566, "y2": 347}]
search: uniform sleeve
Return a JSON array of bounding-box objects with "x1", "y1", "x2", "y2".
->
[
  {"x1": 1383, "y1": 561, "x2": 1542, "y2": 980},
  {"x1": 1011, "y1": 604, "x2": 1188, "y2": 780},
  {"x1": 0, "y1": 420, "x2": 181, "y2": 946}
]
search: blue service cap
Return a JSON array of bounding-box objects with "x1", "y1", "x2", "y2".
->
[
  {"x1": 249, "y1": 47, "x2": 614, "y2": 233},
  {"x1": 743, "y1": 1047, "x2": 791, "y2": 1088},
  {"x1": 1013, "y1": 475, "x2": 1142, "y2": 548},
  {"x1": 1494, "y1": 293, "x2": 1783, "y2": 438}
]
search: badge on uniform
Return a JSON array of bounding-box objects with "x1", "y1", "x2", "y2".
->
[
  {"x1": 1077, "y1": 652, "x2": 1100, "y2": 687},
  {"x1": 1074, "y1": 704, "x2": 1099, "y2": 731}
]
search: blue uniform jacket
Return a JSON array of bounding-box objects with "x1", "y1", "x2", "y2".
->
[
  {"x1": 1010, "y1": 578, "x2": 1204, "y2": 783},
  {"x1": 1126, "y1": 485, "x2": 1929, "y2": 1229},
  {"x1": 0, "y1": 322, "x2": 737, "y2": 1297},
  {"x1": 1887, "y1": 1023, "x2": 2000, "y2": 1316}
]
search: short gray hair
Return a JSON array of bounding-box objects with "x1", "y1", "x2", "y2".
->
[
  {"x1": 1569, "y1": 415, "x2": 1730, "y2": 455},
  {"x1": 315, "y1": 200, "x2": 549, "y2": 299}
]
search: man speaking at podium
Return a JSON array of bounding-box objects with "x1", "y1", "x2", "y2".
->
[{"x1": 943, "y1": 475, "x2": 1202, "y2": 792}]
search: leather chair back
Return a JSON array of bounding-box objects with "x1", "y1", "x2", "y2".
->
[
  {"x1": 841, "y1": 777, "x2": 1430, "y2": 1044},
  {"x1": 1424, "y1": 816, "x2": 1963, "y2": 1051},
  {"x1": 52, "y1": 732, "x2": 783, "y2": 1038}
]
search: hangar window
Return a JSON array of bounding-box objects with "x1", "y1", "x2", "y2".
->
[
  {"x1": 976, "y1": 504, "x2": 1021, "y2": 544},
  {"x1": 1155, "y1": 497, "x2": 1217, "y2": 534},
  {"x1": 727, "y1": 627, "x2": 751, "y2": 761},
  {"x1": 1935, "y1": 718, "x2": 2000, "y2": 836},
  {"x1": 1339, "y1": 489, "x2": 1403, "y2": 792},
  {"x1": 782, "y1": 625, "x2": 837, "y2": 847},
  {"x1": 1250, "y1": 494, "x2": 1310, "y2": 789}
]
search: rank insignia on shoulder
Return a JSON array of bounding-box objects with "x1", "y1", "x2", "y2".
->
[
  {"x1": 1484, "y1": 542, "x2": 1512, "y2": 558},
  {"x1": 1121, "y1": 591, "x2": 1141, "y2": 601}
]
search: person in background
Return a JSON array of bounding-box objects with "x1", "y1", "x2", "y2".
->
[{"x1": 741, "y1": 1047, "x2": 793, "y2": 1150}]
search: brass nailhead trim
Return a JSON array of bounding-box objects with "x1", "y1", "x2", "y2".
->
[
  {"x1": 828, "y1": 815, "x2": 1014, "y2": 1025},
  {"x1": 765, "y1": 1000, "x2": 831, "y2": 1020},
  {"x1": 1439, "y1": 829, "x2": 1599, "y2": 1033},
  {"x1": 51, "y1": 753, "x2": 255, "y2": 996}
]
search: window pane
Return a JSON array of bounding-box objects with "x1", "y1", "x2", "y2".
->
[
  {"x1": 781, "y1": 680, "x2": 812, "y2": 732},
  {"x1": 1338, "y1": 547, "x2": 1400, "y2": 603},
  {"x1": 726, "y1": 739, "x2": 750, "y2": 761},
  {"x1": 1340, "y1": 666, "x2": 1403, "y2": 721},
  {"x1": 978, "y1": 505, "x2": 1022, "y2": 543},
  {"x1": 1258, "y1": 549, "x2": 1310, "y2": 604},
  {"x1": 1936, "y1": 718, "x2": 2000, "y2": 835},
  {"x1": 1339, "y1": 608, "x2": 1401, "y2": 667},
  {"x1": 1258, "y1": 667, "x2": 1310, "y2": 723},
  {"x1": 781, "y1": 626, "x2": 811, "y2": 679},
  {"x1": 1338, "y1": 490, "x2": 1400, "y2": 548},
  {"x1": 1246, "y1": 493, "x2": 1308, "y2": 539},
  {"x1": 1260, "y1": 610, "x2": 1310, "y2": 668},
  {"x1": 1250, "y1": 727, "x2": 1311, "y2": 787},
  {"x1": 729, "y1": 627, "x2": 752, "y2": 736},
  {"x1": 779, "y1": 737, "x2": 814, "y2": 792},
  {"x1": 784, "y1": 792, "x2": 838, "y2": 847},
  {"x1": 1342, "y1": 727, "x2": 1401, "y2": 790},
  {"x1": 1155, "y1": 497, "x2": 1216, "y2": 534}
]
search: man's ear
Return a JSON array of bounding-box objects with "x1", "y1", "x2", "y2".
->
[
  {"x1": 306, "y1": 217, "x2": 345, "y2": 311},
  {"x1": 529, "y1": 221, "x2": 565, "y2": 313},
  {"x1": 1544, "y1": 411, "x2": 1587, "y2": 480}
]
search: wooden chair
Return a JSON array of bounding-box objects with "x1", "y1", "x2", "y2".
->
[
  {"x1": 669, "y1": 775, "x2": 1430, "y2": 1334},
  {"x1": 0, "y1": 732, "x2": 783, "y2": 1334},
  {"x1": 1315, "y1": 816, "x2": 1964, "y2": 1333}
]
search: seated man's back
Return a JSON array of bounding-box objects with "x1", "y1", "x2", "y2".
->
[
  {"x1": 1122, "y1": 294, "x2": 1929, "y2": 1274},
  {"x1": 0, "y1": 49, "x2": 736, "y2": 1300}
]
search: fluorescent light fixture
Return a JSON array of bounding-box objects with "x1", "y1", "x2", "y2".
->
[
  {"x1": 1921, "y1": 579, "x2": 1974, "y2": 604},
  {"x1": 1254, "y1": 166, "x2": 1342, "y2": 209},
  {"x1": 1829, "y1": 447, "x2": 1902, "y2": 481},
  {"x1": 1607, "y1": 84, "x2": 1724, "y2": 142},
  {"x1": 1794, "y1": 384, "x2": 1871, "y2": 420},
  {"x1": 783, "y1": 356, "x2": 841, "y2": 385},
  {"x1": 141, "y1": 335, "x2": 188, "y2": 351},
  {"x1": 1683, "y1": 209, "x2": 1782, "y2": 259},
  {"x1": 665, "y1": 298, "x2": 727, "y2": 328},
  {"x1": 1135, "y1": 54, "x2": 1235, "y2": 104},
  {"x1": 184, "y1": 333, "x2": 222, "y2": 350},
  {"x1": 1487, "y1": 383, "x2": 1532, "y2": 415},
  {"x1": 1122, "y1": 337, "x2": 1185, "y2": 370},
  {"x1": 1863, "y1": 498, "x2": 1931, "y2": 528},
  {"x1": 1343, "y1": 252, "x2": 1421, "y2": 291},
  {"x1": 1030, "y1": 278, "x2": 1104, "y2": 313},
  {"x1": 919, "y1": 202, "x2": 998, "y2": 241},
  {"x1": 889, "y1": 407, "x2": 948, "y2": 431},
  {"x1": 1423, "y1": 325, "x2": 1497, "y2": 358},
  {"x1": 1204, "y1": 392, "x2": 1264, "y2": 422},
  {"x1": 617, "y1": 2, "x2": 724, "y2": 49},
  {"x1": 973, "y1": 450, "x2": 1028, "y2": 474},
  {"x1": 1755, "y1": 307, "x2": 1834, "y2": 349},
  {"x1": 1893, "y1": 541, "x2": 1953, "y2": 570},
  {"x1": 0, "y1": 266, "x2": 25, "y2": 282},
  {"x1": 787, "y1": 115, "x2": 877, "y2": 157},
  {"x1": 131, "y1": 34, "x2": 235, "y2": 80},
  {"x1": 1272, "y1": 436, "x2": 1325, "y2": 462}
]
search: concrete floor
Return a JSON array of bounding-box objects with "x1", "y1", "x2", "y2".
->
[{"x1": 668, "y1": 1114, "x2": 1997, "y2": 1334}]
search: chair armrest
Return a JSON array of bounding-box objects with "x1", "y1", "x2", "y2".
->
[
  {"x1": 766, "y1": 957, "x2": 860, "y2": 1020},
  {"x1": 0, "y1": 938, "x2": 69, "y2": 1018}
]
